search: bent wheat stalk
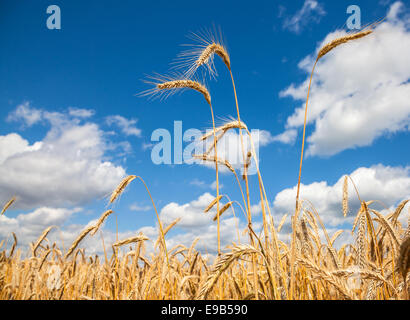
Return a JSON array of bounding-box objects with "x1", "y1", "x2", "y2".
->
[{"x1": 291, "y1": 28, "x2": 373, "y2": 299}]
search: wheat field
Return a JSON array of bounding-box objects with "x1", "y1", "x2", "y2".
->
[{"x1": 0, "y1": 25, "x2": 409, "y2": 300}]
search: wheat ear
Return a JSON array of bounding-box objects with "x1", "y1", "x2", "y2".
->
[
  {"x1": 342, "y1": 176, "x2": 349, "y2": 217},
  {"x1": 157, "y1": 80, "x2": 211, "y2": 106},
  {"x1": 109, "y1": 175, "x2": 136, "y2": 204},
  {"x1": 317, "y1": 30, "x2": 373, "y2": 61},
  {"x1": 204, "y1": 195, "x2": 224, "y2": 213},
  {"x1": 33, "y1": 226, "x2": 56, "y2": 256},
  {"x1": 213, "y1": 202, "x2": 233, "y2": 221},
  {"x1": 90, "y1": 210, "x2": 114, "y2": 236},
  {"x1": 1, "y1": 196, "x2": 16, "y2": 216},
  {"x1": 113, "y1": 235, "x2": 149, "y2": 248},
  {"x1": 196, "y1": 244, "x2": 260, "y2": 300},
  {"x1": 64, "y1": 226, "x2": 96, "y2": 259}
]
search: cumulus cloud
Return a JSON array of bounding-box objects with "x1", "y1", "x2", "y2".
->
[
  {"x1": 271, "y1": 129, "x2": 297, "y2": 144},
  {"x1": 0, "y1": 207, "x2": 80, "y2": 253},
  {"x1": 159, "y1": 192, "x2": 244, "y2": 254},
  {"x1": 7, "y1": 103, "x2": 97, "y2": 127},
  {"x1": 282, "y1": 0, "x2": 326, "y2": 34},
  {"x1": 6, "y1": 164, "x2": 407, "y2": 257},
  {"x1": 271, "y1": 164, "x2": 410, "y2": 229},
  {"x1": 7, "y1": 102, "x2": 43, "y2": 127},
  {"x1": 190, "y1": 179, "x2": 206, "y2": 187},
  {"x1": 11, "y1": 193, "x2": 246, "y2": 257},
  {"x1": 278, "y1": 2, "x2": 410, "y2": 156},
  {"x1": 189, "y1": 179, "x2": 223, "y2": 190},
  {"x1": 106, "y1": 115, "x2": 141, "y2": 137},
  {"x1": 68, "y1": 107, "x2": 95, "y2": 118},
  {"x1": 129, "y1": 203, "x2": 152, "y2": 212},
  {"x1": 1, "y1": 104, "x2": 126, "y2": 209}
]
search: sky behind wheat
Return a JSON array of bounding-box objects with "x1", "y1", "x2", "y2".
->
[{"x1": 0, "y1": 0, "x2": 409, "y2": 255}]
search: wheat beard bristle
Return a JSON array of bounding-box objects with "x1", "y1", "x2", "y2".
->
[
  {"x1": 157, "y1": 80, "x2": 211, "y2": 105},
  {"x1": 317, "y1": 30, "x2": 373, "y2": 60}
]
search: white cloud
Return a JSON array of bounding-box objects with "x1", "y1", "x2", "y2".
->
[
  {"x1": 1, "y1": 193, "x2": 244, "y2": 257},
  {"x1": 160, "y1": 192, "x2": 217, "y2": 228},
  {"x1": 158, "y1": 192, "x2": 244, "y2": 254},
  {"x1": 7, "y1": 102, "x2": 43, "y2": 127},
  {"x1": 279, "y1": 2, "x2": 410, "y2": 156},
  {"x1": 271, "y1": 164, "x2": 410, "y2": 228},
  {"x1": 190, "y1": 179, "x2": 206, "y2": 187},
  {"x1": 68, "y1": 107, "x2": 95, "y2": 118},
  {"x1": 1, "y1": 105, "x2": 126, "y2": 209},
  {"x1": 282, "y1": 0, "x2": 326, "y2": 34},
  {"x1": 210, "y1": 180, "x2": 223, "y2": 190},
  {"x1": 142, "y1": 142, "x2": 154, "y2": 151},
  {"x1": 272, "y1": 129, "x2": 297, "y2": 144},
  {"x1": 106, "y1": 115, "x2": 141, "y2": 137},
  {"x1": 189, "y1": 179, "x2": 223, "y2": 190},
  {"x1": 0, "y1": 133, "x2": 42, "y2": 164},
  {"x1": 0, "y1": 207, "x2": 80, "y2": 253},
  {"x1": 8, "y1": 163, "x2": 406, "y2": 257},
  {"x1": 7, "y1": 104, "x2": 96, "y2": 126},
  {"x1": 130, "y1": 203, "x2": 152, "y2": 212}
]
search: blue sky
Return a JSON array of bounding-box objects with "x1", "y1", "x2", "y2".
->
[{"x1": 1, "y1": 0, "x2": 409, "y2": 255}]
